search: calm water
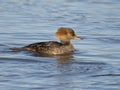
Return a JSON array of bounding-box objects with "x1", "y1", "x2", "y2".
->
[{"x1": 0, "y1": 0, "x2": 120, "y2": 90}]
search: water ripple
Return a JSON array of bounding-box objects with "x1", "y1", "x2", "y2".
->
[
  {"x1": 0, "y1": 0, "x2": 120, "y2": 90},
  {"x1": 91, "y1": 73, "x2": 120, "y2": 77},
  {"x1": 97, "y1": 37, "x2": 120, "y2": 44}
]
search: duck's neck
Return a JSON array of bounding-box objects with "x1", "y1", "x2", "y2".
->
[
  {"x1": 60, "y1": 40, "x2": 74, "y2": 52},
  {"x1": 60, "y1": 40, "x2": 71, "y2": 45}
]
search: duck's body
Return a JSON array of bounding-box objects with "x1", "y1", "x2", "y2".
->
[
  {"x1": 13, "y1": 27, "x2": 81, "y2": 55},
  {"x1": 23, "y1": 41, "x2": 74, "y2": 55}
]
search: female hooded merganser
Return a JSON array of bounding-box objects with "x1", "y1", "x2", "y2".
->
[{"x1": 13, "y1": 27, "x2": 81, "y2": 55}]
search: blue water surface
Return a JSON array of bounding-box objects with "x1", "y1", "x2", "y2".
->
[{"x1": 0, "y1": 0, "x2": 120, "y2": 90}]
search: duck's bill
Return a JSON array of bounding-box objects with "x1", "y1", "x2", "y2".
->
[{"x1": 74, "y1": 36, "x2": 83, "y2": 40}]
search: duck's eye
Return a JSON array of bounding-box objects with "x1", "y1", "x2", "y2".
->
[
  {"x1": 72, "y1": 32, "x2": 75, "y2": 36},
  {"x1": 70, "y1": 31, "x2": 75, "y2": 36}
]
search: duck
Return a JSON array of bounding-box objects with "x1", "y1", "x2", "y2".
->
[{"x1": 12, "y1": 27, "x2": 82, "y2": 55}]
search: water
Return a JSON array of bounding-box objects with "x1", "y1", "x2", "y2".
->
[{"x1": 0, "y1": 0, "x2": 120, "y2": 90}]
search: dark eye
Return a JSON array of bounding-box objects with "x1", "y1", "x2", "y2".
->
[{"x1": 70, "y1": 31, "x2": 75, "y2": 36}]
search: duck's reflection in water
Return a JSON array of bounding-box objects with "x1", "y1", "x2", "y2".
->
[
  {"x1": 32, "y1": 52, "x2": 106, "y2": 74},
  {"x1": 31, "y1": 52, "x2": 107, "y2": 90},
  {"x1": 32, "y1": 52, "x2": 75, "y2": 73},
  {"x1": 32, "y1": 52, "x2": 74, "y2": 61}
]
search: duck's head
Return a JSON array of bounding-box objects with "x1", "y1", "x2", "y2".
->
[{"x1": 55, "y1": 27, "x2": 81, "y2": 42}]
